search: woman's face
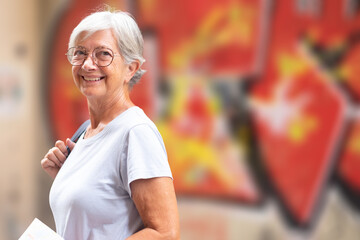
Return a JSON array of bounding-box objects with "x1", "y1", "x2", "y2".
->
[{"x1": 72, "y1": 29, "x2": 136, "y2": 103}]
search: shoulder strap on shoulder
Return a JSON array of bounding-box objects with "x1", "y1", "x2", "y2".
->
[
  {"x1": 66, "y1": 119, "x2": 90, "y2": 156},
  {"x1": 71, "y1": 119, "x2": 90, "y2": 143}
]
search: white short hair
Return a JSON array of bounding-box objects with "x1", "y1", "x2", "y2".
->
[{"x1": 68, "y1": 10, "x2": 146, "y2": 88}]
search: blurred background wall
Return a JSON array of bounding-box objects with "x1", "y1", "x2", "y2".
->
[
  {"x1": 1, "y1": 0, "x2": 360, "y2": 239},
  {"x1": 0, "y1": 0, "x2": 41, "y2": 238}
]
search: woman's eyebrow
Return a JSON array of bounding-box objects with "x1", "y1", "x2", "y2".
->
[
  {"x1": 74, "y1": 45, "x2": 87, "y2": 50},
  {"x1": 75, "y1": 45, "x2": 111, "y2": 50},
  {"x1": 96, "y1": 45, "x2": 112, "y2": 49}
]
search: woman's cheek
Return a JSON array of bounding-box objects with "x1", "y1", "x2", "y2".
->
[{"x1": 72, "y1": 67, "x2": 81, "y2": 88}]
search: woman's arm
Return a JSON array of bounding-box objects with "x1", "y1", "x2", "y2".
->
[{"x1": 127, "y1": 177, "x2": 180, "y2": 240}]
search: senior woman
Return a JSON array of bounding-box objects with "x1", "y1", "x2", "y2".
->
[{"x1": 40, "y1": 9, "x2": 180, "y2": 240}]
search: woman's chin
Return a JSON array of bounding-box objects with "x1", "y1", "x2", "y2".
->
[{"x1": 80, "y1": 89, "x2": 106, "y2": 99}]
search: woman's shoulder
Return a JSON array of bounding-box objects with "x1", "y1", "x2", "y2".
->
[{"x1": 111, "y1": 106, "x2": 156, "y2": 131}]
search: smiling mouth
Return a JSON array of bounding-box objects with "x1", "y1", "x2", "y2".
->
[{"x1": 82, "y1": 76, "x2": 105, "y2": 81}]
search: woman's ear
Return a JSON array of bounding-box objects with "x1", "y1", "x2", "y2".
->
[{"x1": 125, "y1": 61, "x2": 140, "y2": 83}]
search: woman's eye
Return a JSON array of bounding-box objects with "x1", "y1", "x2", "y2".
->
[
  {"x1": 74, "y1": 50, "x2": 86, "y2": 56},
  {"x1": 100, "y1": 51, "x2": 111, "y2": 56},
  {"x1": 95, "y1": 50, "x2": 113, "y2": 60}
]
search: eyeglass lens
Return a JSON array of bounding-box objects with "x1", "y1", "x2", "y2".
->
[{"x1": 67, "y1": 47, "x2": 114, "y2": 67}]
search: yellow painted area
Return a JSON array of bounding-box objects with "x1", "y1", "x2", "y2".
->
[
  {"x1": 158, "y1": 122, "x2": 236, "y2": 188},
  {"x1": 348, "y1": 133, "x2": 360, "y2": 155},
  {"x1": 167, "y1": 75, "x2": 220, "y2": 119},
  {"x1": 157, "y1": 2, "x2": 261, "y2": 193},
  {"x1": 156, "y1": 71, "x2": 237, "y2": 189},
  {"x1": 334, "y1": 65, "x2": 349, "y2": 81},
  {"x1": 168, "y1": 2, "x2": 257, "y2": 70},
  {"x1": 288, "y1": 115, "x2": 318, "y2": 144},
  {"x1": 168, "y1": 76, "x2": 189, "y2": 119},
  {"x1": 277, "y1": 53, "x2": 309, "y2": 78}
]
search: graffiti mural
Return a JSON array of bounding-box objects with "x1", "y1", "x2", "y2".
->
[{"x1": 46, "y1": 0, "x2": 360, "y2": 238}]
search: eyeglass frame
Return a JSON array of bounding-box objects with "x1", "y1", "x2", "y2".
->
[{"x1": 65, "y1": 46, "x2": 122, "y2": 67}]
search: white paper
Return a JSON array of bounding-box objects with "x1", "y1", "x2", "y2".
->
[{"x1": 19, "y1": 218, "x2": 64, "y2": 240}]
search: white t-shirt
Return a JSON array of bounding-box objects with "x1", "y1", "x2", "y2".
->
[{"x1": 49, "y1": 107, "x2": 172, "y2": 240}]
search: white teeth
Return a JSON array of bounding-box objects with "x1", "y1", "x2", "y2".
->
[{"x1": 83, "y1": 76, "x2": 102, "y2": 81}]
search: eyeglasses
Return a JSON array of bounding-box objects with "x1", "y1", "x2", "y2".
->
[{"x1": 65, "y1": 46, "x2": 121, "y2": 67}]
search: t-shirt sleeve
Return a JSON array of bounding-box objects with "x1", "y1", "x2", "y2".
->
[{"x1": 121, "y1": 123, "x2": 172, "y2": 197}]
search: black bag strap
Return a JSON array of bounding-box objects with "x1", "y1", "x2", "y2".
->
[
  {"x1": 66, "y1": 119, "x2": 90, "y2": 156},
  {"x1": 71, "y1": 119, "x2": 90, "y2": 142}
]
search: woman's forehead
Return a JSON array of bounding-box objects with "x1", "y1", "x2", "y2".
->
[{"x1": 75, "y1": 29, "x2": 118, "y2": 49}]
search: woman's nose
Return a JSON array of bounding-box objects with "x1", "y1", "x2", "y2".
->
[{"x1": 82, "y1": 55, "x2": 97, "y2": 70}]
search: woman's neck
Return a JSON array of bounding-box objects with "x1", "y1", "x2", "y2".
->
[{"x1": 86, "y1": 92, "x2": 134, "y2": 129}]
